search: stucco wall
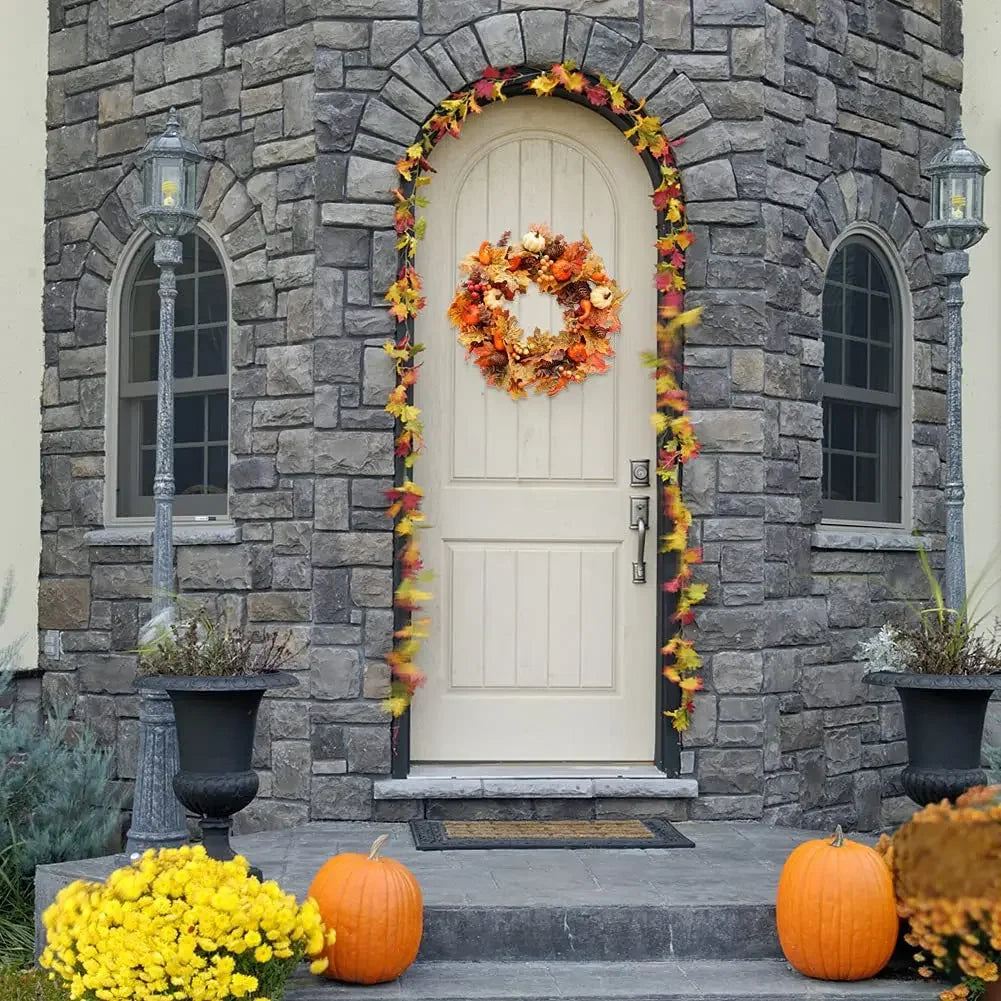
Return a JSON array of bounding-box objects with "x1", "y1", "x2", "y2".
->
[
  {"x1": 0, "y1": 1, "x2": 46, "y2": 668},
  {"x1": 963, "y1": 0, "x2": 1001, "y2": 750}
]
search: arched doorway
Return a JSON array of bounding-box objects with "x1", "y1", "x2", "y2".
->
[{"x1": 411, "y1": 96, "x2": 660, "y2": 764}]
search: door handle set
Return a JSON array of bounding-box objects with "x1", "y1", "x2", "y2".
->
[{"x1": 629, "y1": 495, "x2": 649, "y2": 585}]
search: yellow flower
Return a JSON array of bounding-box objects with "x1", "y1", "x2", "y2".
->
[
  {"x1": 253, "y1": 945, "x2": 273, "y2": 963},
  {"x1": 309, "y1": 958, "x2": 330, "y2": 976}
]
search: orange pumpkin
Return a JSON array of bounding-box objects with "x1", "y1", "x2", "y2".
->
[
  {"x1": 551, "y1": 259, "x2": 574, "y2": 282},
  {"x1": 776, "y1": 825, "x2": 898, "y2": 981},
  {"x1": 462, "y1": 305, "x2": 480, "y2": 325},
  {"x1": 477, "y1": 241, "x2": 492, "y2": 265},
  {"x1": 308, "y1": 834, "x2": 423, "y2": 985},
  {"x1": 567, "y1": 341, "x2": 588, "y2": 363}
]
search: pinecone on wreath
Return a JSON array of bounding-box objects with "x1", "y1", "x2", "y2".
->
[
  {"x1": 545, "y1": 237, "x2": 567, "y2": 259},
  {"x1": 557, "y1": 280, "x2": 592, "y2": 306}
]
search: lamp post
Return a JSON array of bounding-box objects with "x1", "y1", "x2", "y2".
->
[
  {"x1": 125, "y1": 109, "x2": 207, "y2": 854},
  {"x1": 924, "y1": 125, "x2": 989, "y2": 615}
]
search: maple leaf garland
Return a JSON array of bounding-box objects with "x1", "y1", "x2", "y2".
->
[{"x1": 381, "y1": 62, "x2": 707, "y2": 728}]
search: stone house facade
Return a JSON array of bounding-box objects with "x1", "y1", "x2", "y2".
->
[{"x1": 28, "y1": 0, "x2": 962, "y2": 833}]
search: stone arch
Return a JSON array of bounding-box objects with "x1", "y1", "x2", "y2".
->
[
  {"x1": 801, "y1": 171, "x2": 935, "y2": 299},
  {"x1": 345, "y1": 11, "x2": 738, "y2": 301}
]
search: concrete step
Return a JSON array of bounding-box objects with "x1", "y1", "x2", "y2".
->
[
  {"x1": 286, "y1": 961, "x2": 938, "y2": 1000},
  {"x1": 418, "y1": 903, "x2": 779, "y2": 961}
]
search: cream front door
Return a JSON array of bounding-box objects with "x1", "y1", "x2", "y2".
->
[{"x1": 412, "y1": 97, "x2": 658, "y2": 763}]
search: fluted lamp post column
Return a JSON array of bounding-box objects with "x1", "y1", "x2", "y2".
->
[
  {"x1": 923, "y1": 125, "x2": 989, "y2": 616},
  {"x1": 125, "y1": 109, "x2": 207, "y2": 855}
]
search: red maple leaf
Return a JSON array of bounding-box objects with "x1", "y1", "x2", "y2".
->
[
  {"x1": 652, "y1": 188, "x2": 670, "y2": 211},
  {"x1": 482, "y1": 66, "x2": 501, "y2": 79},
  {"x1": 585, "y1": 84, "x2": 609, "y2": 107},
  {"x1": 670, "y1": 250, "x2": 685, "y2": 270},
  {"x1": 473, "y1": 78, "x2": 495, "y2": 100}
]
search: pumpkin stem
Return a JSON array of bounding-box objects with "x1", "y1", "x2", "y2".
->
[
  {"x1": 368, "y1": 834, "x2": 391, "y2": 860},
  {"x1": 830, "y1": 825, "x2": 845, "y2": 848}
]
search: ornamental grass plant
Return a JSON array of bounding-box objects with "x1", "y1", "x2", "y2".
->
[
  {"x1": 878, "y1": 786, "x2": 1001, "y2": 1000},
  {"x1": 40, "y1": 845, "x2": 333, "y2": 1001},
  {"x1": 857, "y1": 548, "x2": 1001, "y2": 676}
]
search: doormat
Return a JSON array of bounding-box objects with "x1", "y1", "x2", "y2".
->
[{"x1": 409, "y1": 819, "x2": 695, "y2": 850}]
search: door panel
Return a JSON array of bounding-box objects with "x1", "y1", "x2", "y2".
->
[{"x1": 412, "y1": 97, "x2": 658, "y2": 763}]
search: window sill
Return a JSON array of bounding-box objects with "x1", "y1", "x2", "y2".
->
[
  {"x1": 812, "y1": 528, "x2": 944, "y2": 552},
  {"x1": 85, "y1": 524, "x2": 242, "y2": 547}
]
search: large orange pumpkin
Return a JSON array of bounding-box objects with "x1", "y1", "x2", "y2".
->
[
  {"x1": 776, "y1": 825, "x2": 898, "y2": 981},
  {"x1": 307, "y1": 834, "x2": 423, "y2": 985}
]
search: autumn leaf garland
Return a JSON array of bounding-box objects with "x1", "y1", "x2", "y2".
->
[{"x1": 381, "y1": 61, "x2": 707, "y2": 729}]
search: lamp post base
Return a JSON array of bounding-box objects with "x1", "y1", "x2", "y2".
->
[{"x1": 125, "y1": 688, "x2": 188, "y2": 855}]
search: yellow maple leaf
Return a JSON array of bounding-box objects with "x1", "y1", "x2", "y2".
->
[{"x1": 528, "y1": 73, "x2": 559, "y2": 96}]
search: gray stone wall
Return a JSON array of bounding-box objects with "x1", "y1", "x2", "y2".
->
[{"x1": 36, "y1": 0, "x2": 959, "y2": 832}]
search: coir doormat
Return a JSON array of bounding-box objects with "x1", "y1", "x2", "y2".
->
[{"x1": 409, "y1": 819, "x2": 695, "y2": 850}]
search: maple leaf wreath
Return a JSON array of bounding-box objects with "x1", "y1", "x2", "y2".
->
[{"x1": 447, "y1": 223, "x2": 627, "y2": 399}]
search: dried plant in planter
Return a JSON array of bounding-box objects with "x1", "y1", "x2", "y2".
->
[{"x1": 136, "y1": 608, "x2": 295, "y2": 678}]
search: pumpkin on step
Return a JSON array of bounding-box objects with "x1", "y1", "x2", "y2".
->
[
  {"x1": 307, "y1": 834, "x2": 423, "y2": 985},
  {"x1": 776, "y1": 825, "x2": 898, "y2": 981}
]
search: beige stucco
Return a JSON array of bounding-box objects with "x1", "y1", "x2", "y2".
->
[
  {"x1": 963, "y1": 0, "x2": 1001, "y2": 624},
  {"x1": 0, "y1": 1, "x2": 46, "y2": 668}
]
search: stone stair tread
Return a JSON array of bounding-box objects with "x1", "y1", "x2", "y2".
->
[{"x1": 287, "y1": 961, "x2": 937, "y2": 1000}]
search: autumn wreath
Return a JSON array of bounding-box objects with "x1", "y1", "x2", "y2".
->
[{"x1": 447, "y1": 223, "x2": 626, "y2": 399}]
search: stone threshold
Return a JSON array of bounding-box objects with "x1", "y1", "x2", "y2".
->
[{"x1": 374, "y1": 770, "x2": 699, "y2": 800}]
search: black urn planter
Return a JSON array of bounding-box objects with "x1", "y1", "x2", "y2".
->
[
  {"x1": 137, "y1": 672, "x2": 296, "y2": 870},
  {"x1": 866, "y1": 671, "x2": 1001, "y2": 806}
]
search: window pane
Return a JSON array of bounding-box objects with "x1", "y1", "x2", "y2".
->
[
  {"x1": 845, "y1": 243, "x2": 868, "y2": 288},
  {"x1": 870, "y1": 295, "x2": 891, "y2": 343},
  {"x1": 175, "y1": 330, "x2": 195, "y2": 379},
  {"x1": 141, "y1": 398, "x2": 156, "y2": 446},
  {"x1": 846, "y1": 289, "x2": 868, "y2": 339},
  {"x1": 176, "y1": 395, "x2": 205, "y2": 444},
  {"x1": 846, "y1": 338, "x2": 868, "y2": 388},
  {"x1": 198, "y1": 328, "x2": 227, "y2": 376},
  {"x1": 208, "y1": 446, "x2": 228, "y2": 493},
  {"x1": 822, "y1": 283, "x2": 843, "y2": 334},
  {"x1": 137, "y1": 251, "x2": 158, "y2": 282},
  {"x1": 175, "y1": 278, "x2": 195, "y2": 327},
  {"x1": 141, "y1": 450, "x2": 154, "y2": 496},
  {"x1": 870, "y1": 345, "x2": 891, "y2": 393},
  {"x1": 199, "y1": 276, "x2": 227, "y2": 324},
  {"x1": 823, "y1": 335, "x2": 842, "y2": 384},
  {"x1": 175, "y1": 446, "x2": 205, "y2": 495},
  {"x1": 177, "y1": 234, "x2": 196, "y2": 276},
  {"x1": 870, "y1": 256, "x2": 890, "y2": 294},
  {"x1": 856, "y1": 456, "x2": 877, "y2": 503},
  {"x1": 828, "y1": 400, "x2": 854, "y2": 451},
  {"x1": 856, "y1": 406, "x2": 878, "y2": 454},
  {"x1": 132, "y1": 284, "x2": 160, "y2": 332},
  {"x1": 828, "y1": 247, "x2": 845, "y2": 283},
  {"x1": 131, "y1": 334, "x2": 159, "y2": 382},
  {"x1": 829, "y1": 453, "x2": 854, "y2": 501},
  {"x1": 199, "y1": 240, "x2": 221, "y2": 274},
  {"x1": 207, "y1": 392, "x2": 228, "y2": 441}
]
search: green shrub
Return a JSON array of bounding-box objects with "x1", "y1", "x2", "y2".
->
[
  {"x1": 0, "y1": 574, "x2": 123, "y2": 968},
  {"x1": 0, "y1": 965, "x2": 67, "y2": 1001}
]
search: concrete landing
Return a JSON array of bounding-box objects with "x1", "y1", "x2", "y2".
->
[{"x1": 35, "y1": 821, "x2": 937, "y2": 996}]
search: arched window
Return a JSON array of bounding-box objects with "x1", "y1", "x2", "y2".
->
[
  {"x1": 821, "y1": 237, "x2": 902, "y2": 523},
  {"x1": 116, "y1": 233, "x2": 229, "y2": 518}
]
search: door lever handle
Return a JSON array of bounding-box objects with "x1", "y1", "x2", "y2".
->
[{"x1": 633, "y1": 516, "x2": 647, "y2": 584}]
